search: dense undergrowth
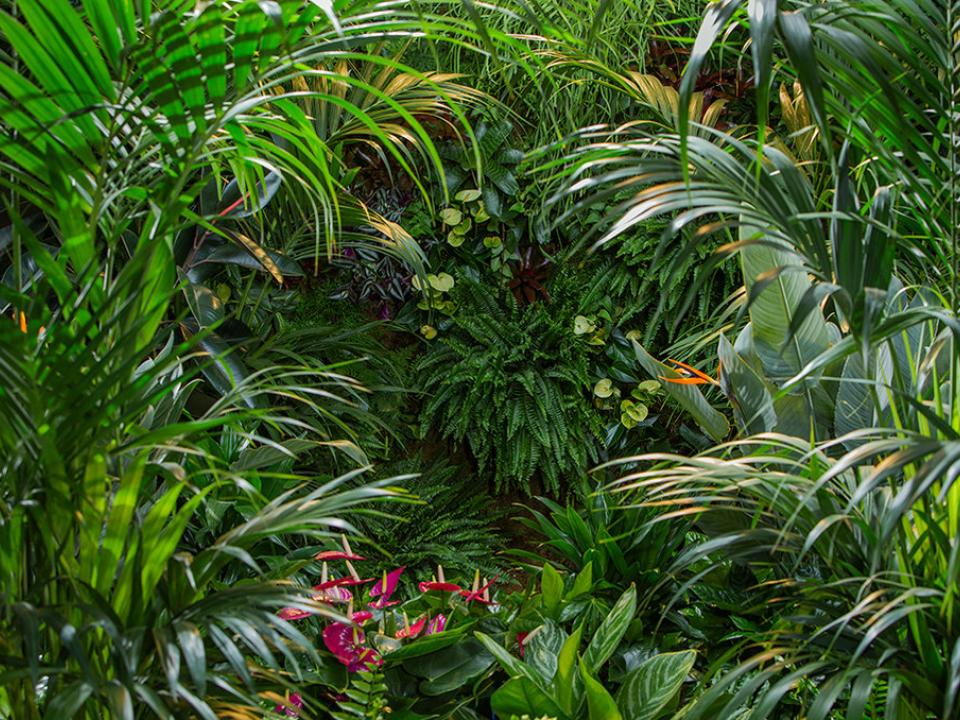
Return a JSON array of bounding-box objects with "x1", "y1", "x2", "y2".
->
[{"x1": 1, "y1": 0, "x2": 958, "y2": 718}]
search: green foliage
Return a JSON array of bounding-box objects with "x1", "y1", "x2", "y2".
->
[
  {"x1": 417, "y1": 275, "x2": 605, "y2": 494},
  {"x1": 353, "y1": 455, "x2": 506, "y2": 579},
  {"x1": 479, "y1": 585, "x2": 694, "y2": 720},
  {"x1": 329, "y1": 669, "x2": 390, "y2": 720}
]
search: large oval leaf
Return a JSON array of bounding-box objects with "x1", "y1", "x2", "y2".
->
[{"x1": 615, "y1": 650, "x2": 696, "y2": 720}]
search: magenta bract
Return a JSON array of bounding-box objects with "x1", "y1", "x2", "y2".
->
[
  {"x1": 322, "y1": 622, "x2": 383, "y2": 672},
  {"x1": 425, "y1": 614, "x2": 447, "y2": 635},
  {"x1": 418, "y1": 581, "x2": 462, "y2": 593}
]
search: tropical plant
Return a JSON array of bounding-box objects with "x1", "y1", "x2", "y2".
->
[
  {"x1": 417, "y1": 274, "x2": 605, "y2": 494},
  {"x1": 478, "y1": 584, "x2": 697, "y2": 720},
  {"x1": 554, "y1": 0, "x2": 960, "y2": 715},
  {"x1": 0, "y1": 1, "x2": 532, "y2": 717},
  {"x1": 351, "y1": 454, "x2": 506, "y2": 580},
  {"x1": 0, "y1": 243, "x2": 406, "y2": 717}
]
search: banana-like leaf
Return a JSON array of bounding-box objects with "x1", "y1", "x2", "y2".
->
[
  {"x1": 632, "y1": 340, "x2": 729, "y2": 442},
  {"x1": 718, "y1": 331, "x2": 776, "y2": 434},
  {"x1": 739, "y1": 224, "x2": 833, "y2": 381}
]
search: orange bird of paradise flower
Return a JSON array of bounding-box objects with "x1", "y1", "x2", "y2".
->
[{"x1": 659, "y1": 358, "x2": 720, "y2": 386}]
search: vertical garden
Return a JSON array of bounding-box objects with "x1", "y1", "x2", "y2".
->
[{"x1": 0, "y1": 0, "x2": 958, "y2": 718}]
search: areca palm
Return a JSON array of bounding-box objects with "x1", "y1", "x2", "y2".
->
[{"x1": 0, "y1": 1, "x2": 521, "y2": 717}]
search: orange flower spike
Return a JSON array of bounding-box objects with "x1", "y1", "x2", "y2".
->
[
  {"x1": 18, "y1": 311, "x2": 27, "y2": 334},
  {"x1": 659, "y1": 358, "x2": 718, "y2": 386}
]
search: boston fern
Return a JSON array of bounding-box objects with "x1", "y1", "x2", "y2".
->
[{"x1": 418, "y1": 275, "x2": 604, "y2": 494}]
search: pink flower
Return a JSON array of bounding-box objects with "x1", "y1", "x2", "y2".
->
[
  {"x1": 459, "y1": 574, "x2": 499, "y2": 605},
  {"x1": 418, "y1": 581, "x2": 463, "y2": 593},
  {"x1": 311, "y1": 584, "x2": 352, "y2": 604},
  {"x1": 315, "y1": 550, "x2": 366, "y2": 561},
  {"x1": 323, "y1": 622, "x2": 383, "y2": 672},
  {"x1": 351, "y1": 611, "x2": 373, "y2": 624},
  {"x1": 369, "y1": 567, "x2": 405, "y2": 609},
  {"x1": 274, "y1": 692, "x2": 303, "y2": 717},
  {"x1": 425, "y1": 614, "x2": 447, "y2": 635},
  {"x1": 278, "y1": 607, "x2": 312, "y2": 621},
  {"x1": 395, "y1": 616, "x2": 428, "y2": 640}
]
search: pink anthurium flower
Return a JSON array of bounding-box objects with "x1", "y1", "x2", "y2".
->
[
  {"x1": 278, "y1": 607, "x2": 312, "y2": 621},
  {"x1": 322, "y1": 622, "x2": 383, "y2": 672},
  {"x1": 395, "y1": 615, "x2": 428, "y2": 640},
  {"x1": 419, "y1": 581, "x2": 462, "y2": 593},
  {"x1": 311, "y1": 584, "x2": 353, "y2": 604},
  {"x1": 273, "y1": 692, "x2": 303, "y2": 717},
  {"x1": 369, "y1": 567, "x2": 405, "y2": 609},
  {"x1": 460, "y1": 573, "x2": 499, "y2": 605},
  {"x1": 351, "y1": 610, "x2": 373, "y2": 624},
  {"x1": 315, "y1": 550, "x2": 366, "y2": 561},
  {"x1": 333, "y1": 576, "x2": 375, "y2": 587},
  {"x1": 425, "y1": 614, "x2": 447, "y2": 635}
]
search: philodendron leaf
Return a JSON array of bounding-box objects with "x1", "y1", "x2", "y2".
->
[
  {"x1": 581, "y1": 659, "x2": 623, "y2": 720},
  {"x1": 406, "y1": 638, "x2": 495, "y2": 696},
  {"x1": 632, "y1": 340, "x2": 729, "y2": 441},
  {"x1": 583, "y1": 585, "x2": 636, "y2": 674},
  {"x1": 615, "y1": 650, "x2": 696, "y2": 720},
  {"x1": 439, "y1": 208, "x2": 463, "y2": 226}
]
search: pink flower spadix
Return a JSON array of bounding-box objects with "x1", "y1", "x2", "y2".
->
[
  {"x1": 322, "y1": 622, "x2": 383, "y2": 672},
  {"x1": 369, "y1": 567, "x2": 405, "y2": 609},
  {"x1": 273, "y1": 692, "x2": 303, "y2": 717}
]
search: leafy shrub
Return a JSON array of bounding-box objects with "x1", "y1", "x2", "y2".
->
[
  {"x1": 418, "y1": 274, "x2": 605, "y2": 494},
  {"x1": 353, "y1": 455, "x2": 506, "y2": 579}
]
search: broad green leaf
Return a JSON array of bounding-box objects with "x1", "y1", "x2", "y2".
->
[
  {"x1": 632, "y1": 340, "x2": 728, "y2": 441},
  {"x1": 542, "y1": 563, "x2": 563, "y2": 617},
  {"x1": 409, "y1": 638, "x2": 495, "y2": 696},
  {"x1": 717, "y1": 332, "x2": 776, "y2": 434},
  {"x1": 525, "y1": 620, "x2": 565, "y2": 682},
  {"x1": 615, "y1": 650, "x2": 696, "y2": 720},
  {"x1": 568, "y1": 560, "x2": 593, "y2": 599},
  {"x1": 439, "y1": 208, "x2": 463, "y2": 226},
  {"x1": 740, "y1": 224, "x2": 832, "y2": 380},
  {"x1": 556, "y1": 624, "x2": 583, "y2": 715},
  {"x1": 581, "y1": 659, "x2": 623, "y2": 720},
  {"x1": 491, "y1": 677, "x2": 566, "y2": 720},
  {"x1": 583, "y1": 585, "x2": 636, "y2": 674}
]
